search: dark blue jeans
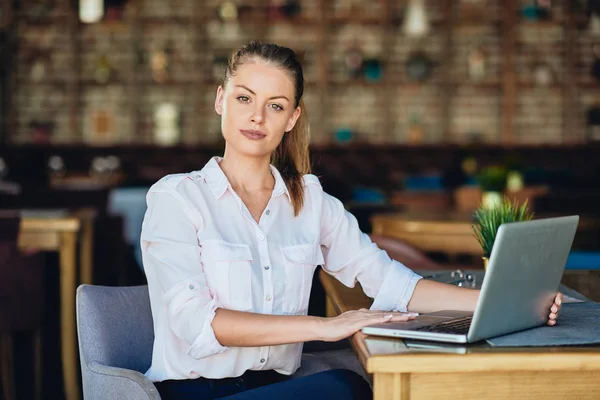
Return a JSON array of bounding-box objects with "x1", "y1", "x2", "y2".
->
[{"x1": 155, "y1": 369, "x2": 372, "y2": 400}]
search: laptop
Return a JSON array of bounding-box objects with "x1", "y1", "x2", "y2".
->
[{"x1": 362, "y1": 215, "x2": 579, "y2": 344}]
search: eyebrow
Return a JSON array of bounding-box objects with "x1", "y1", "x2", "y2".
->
[{"x1": 235, "y1": 85, "x2": 290, "y2": 102}]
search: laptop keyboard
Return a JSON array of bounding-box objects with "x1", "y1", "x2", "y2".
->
[{"x1": 415, "y1": 316, "x2": 472, "y2": 335}]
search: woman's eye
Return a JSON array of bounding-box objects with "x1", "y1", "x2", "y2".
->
[
  {"x1": 270, "y1": 104, "x2": 283, "y2": 111},
  {"x1": 237, "y1": 96, "x2": 250, "y2": 103}
]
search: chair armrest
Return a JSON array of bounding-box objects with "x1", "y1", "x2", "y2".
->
[{"x1": 83, "y1": 362, "x2": 161, "y2": 400}]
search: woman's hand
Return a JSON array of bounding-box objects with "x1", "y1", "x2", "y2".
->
[
  {"x1": 547, "y1": 292, "x2": 563, "y2": 326},
  {"x1": 320, "y1": 309, "x2": 418, "y2": 342}
]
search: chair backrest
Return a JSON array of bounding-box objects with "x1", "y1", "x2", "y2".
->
[
  {"x1": 368, "y1": 234, "x2": 442, "y2": 270},
  {"x1": 76, "y1": 285, "x2": 154, "y2": 374}
]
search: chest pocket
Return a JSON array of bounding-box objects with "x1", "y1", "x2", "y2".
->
[
  {"x1": 280, "y1": 244, "x2": 324, "y2": 314},
  {"x1": 200, "y1": 240, "x2": 253, "y2": 311}
]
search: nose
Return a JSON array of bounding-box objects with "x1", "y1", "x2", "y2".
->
[{"x1": 250, "y1": 105, "x2": 265, "y2": 124}]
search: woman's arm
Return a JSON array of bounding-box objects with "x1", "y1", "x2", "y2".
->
[
  {"x1": 212, "y1": 309, "x2": 322, "y2": 347},
  {"x1": 407, "y1": 279, "x2": 480, "y2": 314},
  {"x1": 212, "y1": 308, "x2": 417, "y2": 347},
  {"x1": 406, "y1": 279, "x2": 563, "y2": 327}
]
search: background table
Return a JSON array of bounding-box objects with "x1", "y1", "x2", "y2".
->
[
  {"x1": 371, "y1": 211, "x2": 600, "y2": 257},
  {"x1": 18, "y1": 210, "x2": 92, "y2": 400}
]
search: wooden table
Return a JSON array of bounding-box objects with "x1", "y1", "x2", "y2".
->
[
  {"x1": 371, "y1": 211, "x2": 482, "y2": 256},
  {"x1": 319, "y1": 269, "x2": 600, "y2": 400},
  {"x1": 18, "y1": 210, "x2": 94, "y2": 400},
  {"x1": 371, "y1": 211, "x2": 600, "y2": 257}
]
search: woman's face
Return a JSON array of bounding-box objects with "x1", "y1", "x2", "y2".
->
[{"x1": 215, "y1": 61, "x2": 301, "y2": 159}]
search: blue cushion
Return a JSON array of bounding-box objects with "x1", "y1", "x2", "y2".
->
[
  {"x1": 351, "y1": 188, "x2": 385, "y2": 204},
  {"x1": 565, "y1": 251, "x2": 600, "y2": 270},
  {"x1": 402, "y1": 175, "x2": 444, "y2": 191}
]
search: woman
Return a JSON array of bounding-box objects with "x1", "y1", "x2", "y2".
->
[{"x1": 140, "y1": 41, "x2": 562, "y2": 400}]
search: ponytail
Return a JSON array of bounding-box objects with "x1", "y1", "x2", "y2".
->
[{"x1": 272, "y1": 98, "x2": 311, "y2": 216}]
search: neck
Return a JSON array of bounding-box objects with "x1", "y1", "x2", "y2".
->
[{"x1": 219, "y1": 149, "x2": 274, "y2": 192}]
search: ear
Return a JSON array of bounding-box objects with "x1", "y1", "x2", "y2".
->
[
  {"x1": 215, "y1": 85, "x2": 225, "y2": 115},
  {"x1": 285, "y1": 106, "x2": 302, "y2": 133}
]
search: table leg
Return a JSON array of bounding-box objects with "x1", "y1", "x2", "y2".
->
[
  {"x1": 59, "y1": 232, "x2": 79, "y2": 400},
  {"x1": 79, "y1": 219, "x2": 94, "y2": 285},
  {"x1": 373, "y1": 373, "x2": 409, "y2": 400}
]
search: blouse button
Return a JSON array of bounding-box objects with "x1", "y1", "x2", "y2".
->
[
  {"x1": 188, "y1": 284, "x2": 195, "y2": 290},
  {"x1": 259, "y1": 234, "x2": 265, "y2": 241},
  {"x1": 265, "y1": 210, "x2": 270, "y2": 216},
  {"x1": 266, "y1": 295, "x2": 272, "y2": 302},
  {"x1": 264, "y1": 265, "x2": 270, "y2": 270},
  {"x1": 260, "y1": 358, "x2": 265, "y2": 363}
]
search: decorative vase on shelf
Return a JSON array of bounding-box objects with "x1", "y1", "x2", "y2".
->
[
  {"x1": 153, "y1": 102, "x2": 180, "y2": 146},
  {"x1": 403, "y1": 0, "x2": 430, "y2": 38},
  {"x1": 407, "y1": 113, "x2": 424, "y2": 143},
  {"x1": 467, "y1": 44, "x2": 486, "y2": 81}
]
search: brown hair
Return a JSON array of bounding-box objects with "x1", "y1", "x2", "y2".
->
[{"x1": 223, "y1": 40, "x2": 310, "y2": 216}]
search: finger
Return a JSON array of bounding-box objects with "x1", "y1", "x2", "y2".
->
[
  {"x1": 555, "y1": 292, "x2": 563, "y2": 306},
  {"x1": 376, "y1": 314, "x2": 393, "y2": 323},
  {"x1": 386, "y1": 311, "x2": 419, "y2": 318},
  {"x1": 389, "y1": 314, "x2": 417, "y2": 322},
  {"x1": 547, "y1": 319, "x2": 556, "y2": 326},
  {"x1": 551, "y1": 304, "x2": 558, "y2": 314},
  {"x1": 355, "y1": 314, "x2": 394, "y2": 330},
  {"x1": 363, "y1": 310, "x2": 418, "y2": 317},
  {"x1": 373, "y1": 312, "x2": 418, "y2": 322},
  {"x1": 549, "y1": 312, "x2": 557, "y2": 320}
]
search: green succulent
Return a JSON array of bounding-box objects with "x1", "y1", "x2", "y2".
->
[
  {"x1": 477, "y1": 165, "x2": 507, "y2": 192},
  {"x1": 472, "y1": 198, "x2": 534, "y2": 258}
]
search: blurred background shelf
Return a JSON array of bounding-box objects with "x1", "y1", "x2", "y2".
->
[{"x1": 2, "y1": 0, "x2": 600, "y2": 147}]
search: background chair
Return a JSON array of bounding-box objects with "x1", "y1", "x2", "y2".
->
[
  {"x1": 0, "y1": 210, "x2": 45, "y2": 400},
  {"x1": 76, "y1": 285, "x2": 160, "y2": 400},
  {"x1": 368, "y1": 234, "x2": 444, "y2": 270}
]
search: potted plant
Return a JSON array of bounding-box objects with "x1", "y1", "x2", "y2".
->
[
  {"x1": 472, "y1": 198, "x2": 534, "y2": 269},
  {"x1": 476, "y1": 165, "x2": 507, "y2": 208}
]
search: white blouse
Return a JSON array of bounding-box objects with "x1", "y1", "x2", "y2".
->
[{"x1": 141, "y1": 156, "x2": 422, "y2": 382}]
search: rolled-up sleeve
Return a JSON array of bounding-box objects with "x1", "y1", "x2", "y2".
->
[
  {"x1": 141, "y1": 187, "x2": 228, "y2": 359},
  {"x1": 319, "y1": 193, "x2": 422, "y2": 312}
]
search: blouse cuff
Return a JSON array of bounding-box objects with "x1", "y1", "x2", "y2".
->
[
  {"x1": 187, "y1": 297, "x2": 229, "y2": 360},
  {"x1": 370, "y1": 260, "x2": 423, "y2": 312}
]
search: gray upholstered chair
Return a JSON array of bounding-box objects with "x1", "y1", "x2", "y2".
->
[
  {"x1": 76, "y1": 284, "x2": 363, "y2": 400},
  {"x1": 76, "y1": 285, "x2": 160, "y2": 400}
]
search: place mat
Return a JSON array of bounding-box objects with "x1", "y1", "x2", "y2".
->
[{"x1": 486, "y1": 301, "x2": 600, "y2": 347}]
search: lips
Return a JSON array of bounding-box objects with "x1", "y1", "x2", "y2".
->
[{"x1": 240, "y1": 129, "x2": 266, "y2": 140}]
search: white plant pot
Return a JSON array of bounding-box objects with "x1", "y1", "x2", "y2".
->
[{"x1": 482, "y1": 191, "x2": 502, "y2": 209}]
